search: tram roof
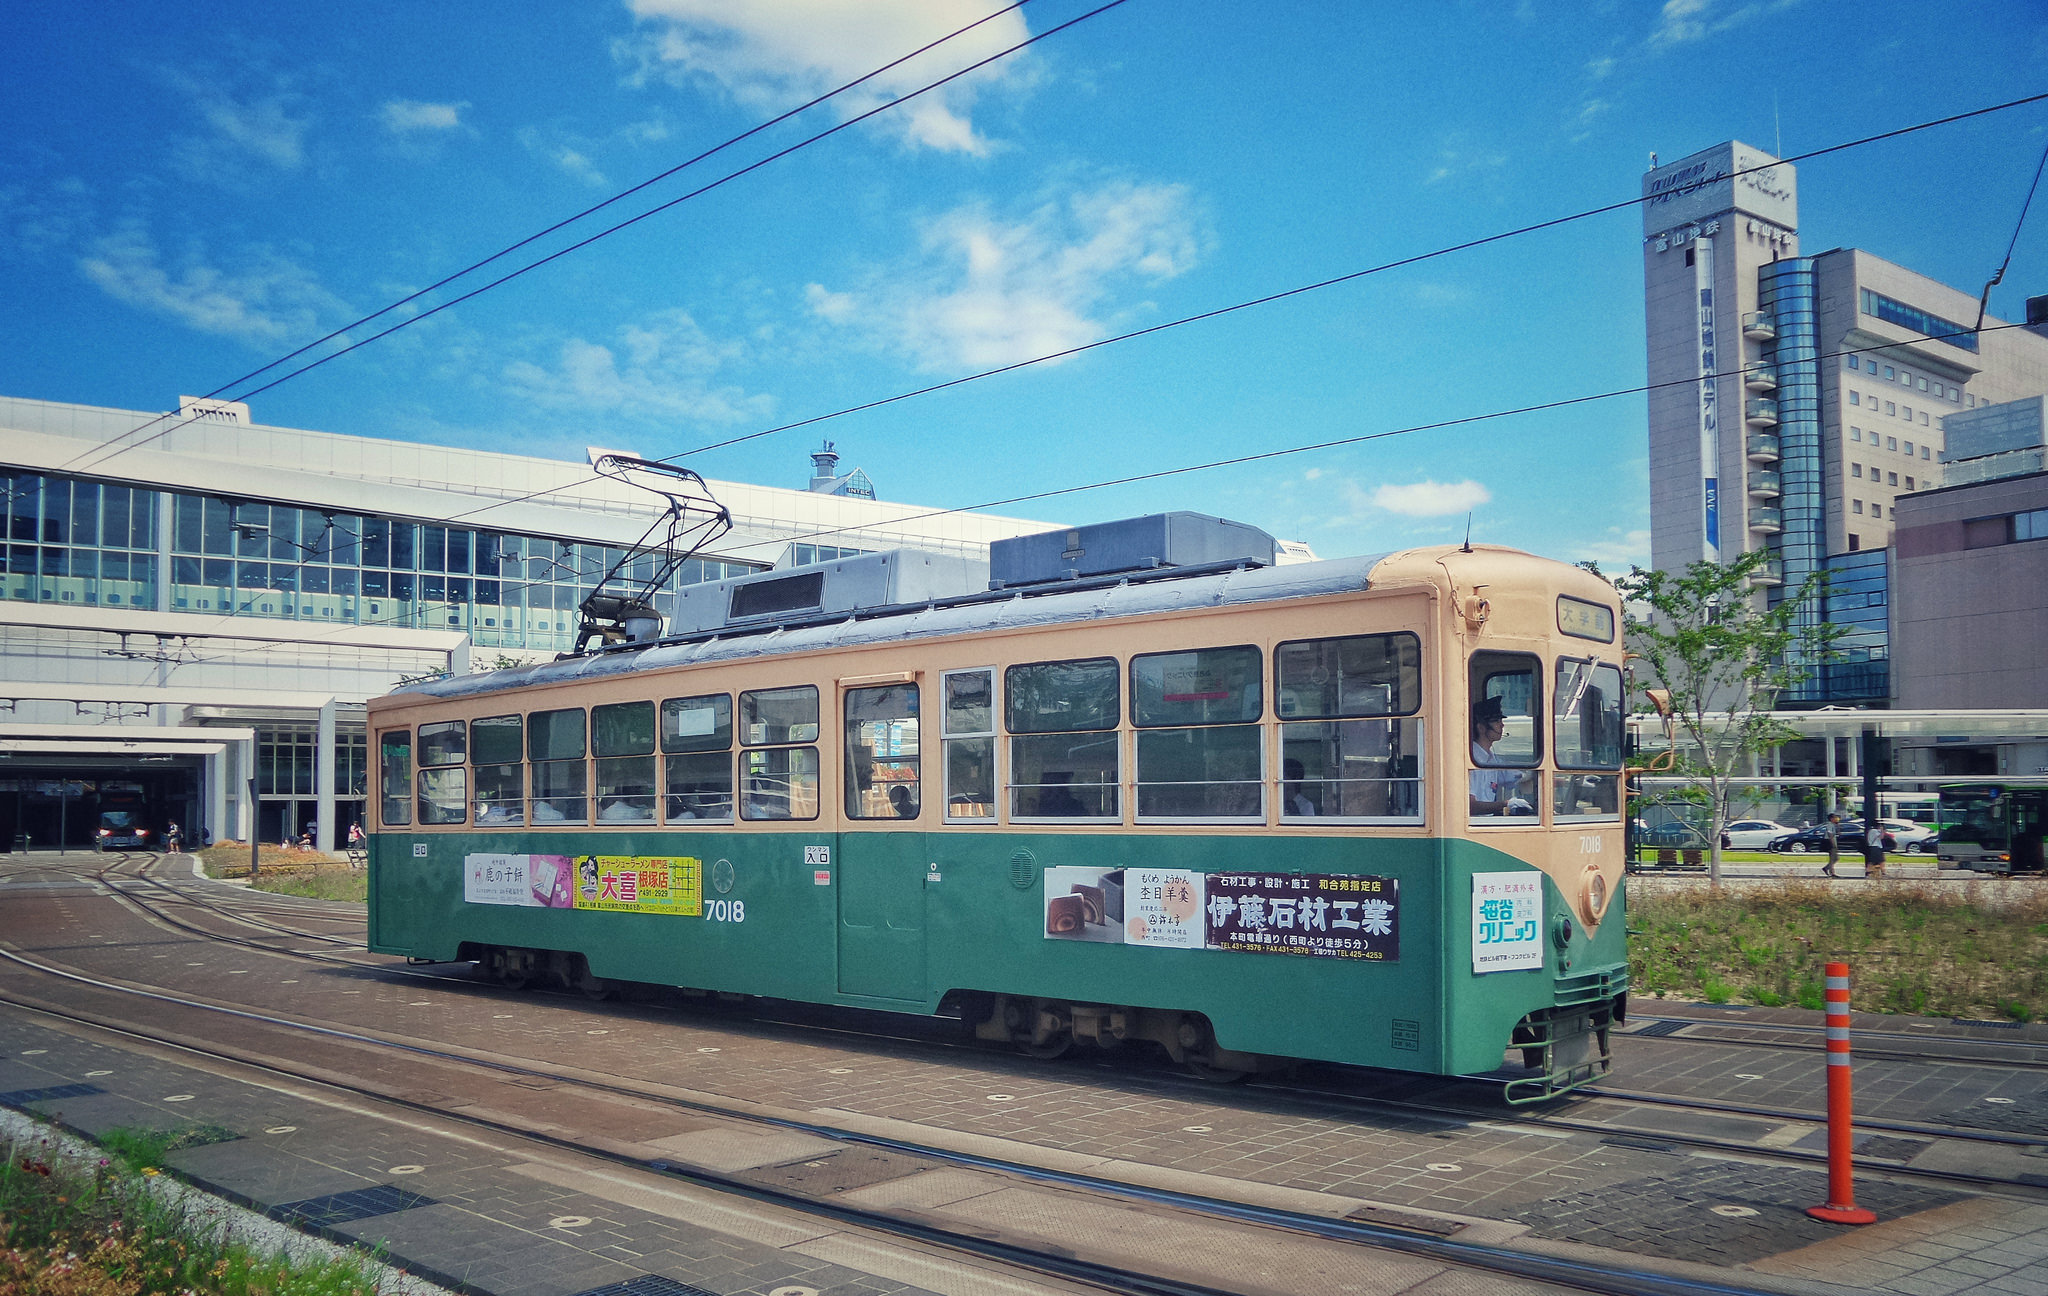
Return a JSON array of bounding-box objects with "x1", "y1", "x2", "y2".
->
[{"x1": 395, "y1": 548, "x2": 1405, "y2": 704}]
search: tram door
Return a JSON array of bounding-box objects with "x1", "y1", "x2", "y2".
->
[{"x1": 836, "y1": 681, "x2": 928, "y2": 1003}]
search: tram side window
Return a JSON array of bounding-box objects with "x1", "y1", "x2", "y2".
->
[
  {"x1": 379, "y1": 729, "x2": 412, "y2": 827},
  {"x1": 1275, "y1": 633, "x2": 1423, "y2": 822},
  {"x1": 942, "y1": 669, "x2": 996, "y2": 821},
  {"x1": 846, "y1": 684, "x2": 919, "y2": 819},
  {"x1": 740, "y1": 686, "x2": 819, "y2": 820},
  {"x1": 1552, "y1": 659, "x2": 1623, "y2": 820},
  {"x1": 1007, "y1": 657, "x2": 1119, "y2": 821},
  {"x1": 1470, "y1": 651, "x2": 1540, "y2": 820},
  {"x1": 593, "y1": 700, "x2": 656, "y2": 823},
  {"x1": 661, "y1": 693, "x2": 733, "y2": 822},
  {"x1": 416, "y1": 721, "x2": 468, "y2": 825},
  {"x1": 529, "y1": 707, "x2": 589, "y2": 824},
  {"x1": 473, "y1": 714, "x2": 524, "y2": 825},
  {"x1": 1131, "y1": 645, "x2": 1262, "y2": 820}
]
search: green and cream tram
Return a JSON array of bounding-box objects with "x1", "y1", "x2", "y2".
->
[{"x1": 367, "y1": 514, "x2": 1628, "y2": 1100}]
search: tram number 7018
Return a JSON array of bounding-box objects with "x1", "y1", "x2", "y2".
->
[{"x1": 705, "y1": 900, "x2": 746, "y2": 923}]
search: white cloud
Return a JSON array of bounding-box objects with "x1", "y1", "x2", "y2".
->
[
  {"x1": 807, "y1": 178, "x2": 1205, "y2": 371},
  {"x1": 165, "y1": 69, "x2": 311, "y2": 169},
  {"x1": 1369, "y1": 479, "x2": 1493, "y2": 517},
  {"x1": 1586, "y1": 55, "x2": 1617, "y2": 78},
  {"x1": 382, "y1": 100, "x2": 469, "y2": 134},
  {"x1": 1650, "y1": 0, "x2": 1780, "y2": 48},
  {"x1": 1423, "y1": 144, "x2": 1507, "y2": 187},
  {"x1": 77, "y1": 224, "x2": 348, "y2": 346},
  {"x1": 518, "y1": 128, "x2": 609, "y2": 186},
  {"x1": 619, "y1": 0, "x2": 1034, "y2": 155},
  {"x1": 1574, "y1": 528, "x2": 1653, "y2": 570},
  {"x1": 502, "y1": 309, "x2": 773, "y2": 426}
]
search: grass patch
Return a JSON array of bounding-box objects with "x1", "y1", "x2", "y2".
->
[
  {"x1": 1, "y1": 1121, "x2": 386, "y2": 1296},
  {"x1": 196, "y1": 845, "x2": 366, "y2": 904},
  {"x1": 1629, "y1": 878, "x2": 2048, "y2": 1020}
]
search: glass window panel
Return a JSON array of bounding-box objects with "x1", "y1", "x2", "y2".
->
[
  {"x1": 1554, "y1": 659, "x2": 1625, "y2": 771},
  {"x1": 596, "y1": 756, "x2": 657, "y2": 822},
  {"x1": 846, "y1": 683, "x2": 920, "y2": 819},
  {"x1": 665, "y1": 751, "x2": 733, "y2": 821},
  {"x1": 661, "y1": 694, "x2": 732, "y2": 753},
  {"x1": 944, "y1": 735, "x2": 996, "y2": 820},
  {"x1": 740, "y1": 686, "x2": 818, "y2": 745},
  {"x1": 101, "y1": 486, "x2": 129, "y2": 549},
  {"x1": 1005, "y1": 658, "x2": 1118, "y2": 733},
  {"x1": 101, "y1": 551, "x2": 127, "y2": 581},
  {"x1": 529, "y1": 708, "x2": 586, "y2": 760},
  {"x1": 422, "y1": 525, "x2": 446, "y2": 572},
  {"x1": 41, "y1": 481, "x2": 68, "y2": 543},
  {"x1": 475, "y1": 762, "x2": 524, "y2": 824},
  {"x1": 1010, "y1": 732, "x2": 1118, "y2": 820},
  {"x1": 391, "y1": 522, "x2": 415, "y2": 570},
  {"x1": 531, "y1": 760, "x2": 587, "y2": 823},
  {"x1": 392, "y1": 572, "x2": 415, "y2": 600},
  {"x1": 593, "y1": 700, "x2": 655, "y2": 757},
  {"x1": 943, "y1": 669, "x2": 993, "y2": 736},
  {"x1": 173, "y1": 494, "x2": 202, "y2": 552},
  {"x1": 1135, "y1": 724, "x2": 1261, "y2": 819},
  {"x1": 361, "y1": 518, "x2": 390, "y2": 568},
  {"x1": 1131, "y1": 646, "x2": 1262, "y2": 727},
  {"x1": 741, "y1": 747, "x2": 819, "y2": 820},
  {"x1": 1275, "y1": 633, "x2": 1421, "y2": 718},
  {"x1": 418, "y1": 767, "x2": 467, "y2": 824},
  {"x1": 68, "y1": 481, "x2": 98, "y2": 546},
  {"x1": 418, "y1": 719, "x2": 467, "y2": 766},
  {"x1": 334, "y1": 567, "x2": 358, "y2": 595},
  {"x1": 447, "y1": 528, "x2": 471, "y2": 574},
  {"x1": 1281, "y1": 718, "x2": 1423, "y2": 821},
  {"x1": 473, "y1": 714, "x2": 523, "y2": 764},
  {"x1": 379, "y1": 730, "x2": 412, "y2": 826},
  {"x1": 1471, "y1": 651, "x2": 1541, "y2": 819}
]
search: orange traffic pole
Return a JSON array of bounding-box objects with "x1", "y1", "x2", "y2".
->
[{"x1": 1807, "y1": 961, "x2": 1877, "y2": 1225}]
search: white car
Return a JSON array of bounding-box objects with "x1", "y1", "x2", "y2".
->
[
  {"x1": 1876, "y1": 818, "x2": 1938, "y2": 853},
  {"x1": 1720, "y1": 819, "x2": 1795, "y2": 850}
]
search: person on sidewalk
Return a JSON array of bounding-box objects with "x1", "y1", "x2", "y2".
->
[{"x1": 1822, "y1": 813, "x2": 1841, "y2": 878}]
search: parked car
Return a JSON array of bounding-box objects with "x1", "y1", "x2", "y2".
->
[
  {"x1": 1719, "y1": 819, "x2": 1794, "y2": 850},
  {"x1": 1875, "y1": 818, "x2": 1938, "y2": 854},
  {"x1": 1767, "y1": 821, "x2": 1899, "y2": 854}
]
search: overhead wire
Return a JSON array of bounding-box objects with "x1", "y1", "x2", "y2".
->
[
  {"x1": 57, "y1": 0, "x2": 1131, "y2": 483},
  {"x1": 1974, "y1": 134, "x2": 2048, "y2": 331}
]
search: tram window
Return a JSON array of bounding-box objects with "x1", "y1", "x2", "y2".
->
[
  {"x1": 1281, "y1": 718, "x2": 1423, "y2": 823},
  {"x1": 529, "y1": 707, "x2": 588, "y2": 824},
  {"x1": 1552, "y1": 659, "x2": 1623, "y2": 820},
  {"x1": 593, "y1": 701, "x2": 656, "y2": 823},
  {"x1": 417, "y1": 766, "x2": 467, "y2": 825},
  {"x1": 742, "y1": 746, "x2": 819, "y2": 820},
  {"x1": 378, "y1": 729, "x2": 412, "y2": 827},
  {"x1": 1132, "y1": 646, "x2": 1262, "y2": 820},
  {"x1": 1469, "y1": 651, "x2": 1540, "y2": 820},
  {"x1": 1275, "y1": 633, "x2": 1421, "y2": 718},
  {"x1": 846, "y1": 683, "x2": 920, "y2": 820},
  {"x1": 942, "y1": 669, "x2": 996, "y2": 821},
  {"x1": 662, "y1": 694, "x2": 732, "y2": 822},
  {"x1": 1007, "y1": 658, "x2": 1119, "y2": 821},
  {"x1": 473, "y1": 714, "x2": 525, "y2": 825},
  {"x1": 741, "y1": 686, "x2": 819, "y2": 745},
  {"x1": 418, "y1": 720, "x2": 467, "y2": 767}
]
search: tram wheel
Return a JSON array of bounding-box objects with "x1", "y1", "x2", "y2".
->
[
  {"x1": 1019, "y1": 1034, "x2": 1073, "y2": 1060},
  {"x1": 1184, "y1": 1058, "x2": 1250, "y2": 1084},
  {"x1": 581, "y1": 978, "x2": 617, "y2": 1002}
]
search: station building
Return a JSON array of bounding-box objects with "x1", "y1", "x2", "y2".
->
[
  {"x1": 1, "y1": 393, "x2": 1054, "y2": 852},
  {"x1": 1641, "y1": 140, "x2": 2048, "y2": 705}
]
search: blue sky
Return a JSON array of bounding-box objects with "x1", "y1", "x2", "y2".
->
[{"x1": 5, "y1": 1, "x2": 2046, "y2": 568}]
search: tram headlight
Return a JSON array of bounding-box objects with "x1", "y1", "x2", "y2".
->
[
  {"x1": 1581, "y1": 868, "x2": 1609, "y2": 923},
  {"x1": 1552, "y1": 914, "x2": 1575, "y2": 949}
]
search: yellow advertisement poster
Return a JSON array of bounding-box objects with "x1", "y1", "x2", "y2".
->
[{"x1": 570, "y1": 855, "x2": 703, "y2": 915}]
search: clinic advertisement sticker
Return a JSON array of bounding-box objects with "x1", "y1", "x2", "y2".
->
[{"x1": 1472, "y1": 871, "x2": 1544, "y2": 973}]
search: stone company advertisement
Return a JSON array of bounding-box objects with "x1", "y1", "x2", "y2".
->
[
  {"x1": 464, "y1": 853, "x2": 702, "y2": 916},
  {"x1": 1471, "y1": 871, "x2": 1544, "y2": 973},
  {"x1": 1205, "y1": 872, "x2": 1399, "y2": 960}
]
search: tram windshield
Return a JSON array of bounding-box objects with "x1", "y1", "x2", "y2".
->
[{"x1": 1938, "y1": 787, "x2": 2011, "y2": 851}]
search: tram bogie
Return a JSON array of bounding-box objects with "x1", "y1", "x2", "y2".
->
[{"x1": 368, "y1": 518, "x2": 1629, "y2": 1099}]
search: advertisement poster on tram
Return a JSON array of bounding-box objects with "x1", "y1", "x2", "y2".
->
[
  {"x1": 1471, "y1": 872, "x2": 1543, "y2": 972},
  {"x1": 463, "y1": 853, "x2": 703, "y2": 916},
  {"x1": 1123, "y1": 867, "x2": 1206, "y2": 948},
  {"x1": 1043, "y1": 865, "x2": 1124, "y2": 943},
  {"x1": 1205, "y1": 872, "x2": 1399, "y2": 960}
]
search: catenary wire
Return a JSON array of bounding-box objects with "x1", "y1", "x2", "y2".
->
[
  {"x1": 1974, "y1": 134, "x2": 2048, "y2": 330},
  {"x1": 384, "y1": 88, "x2": 2048, "y2": 532},
  {"x1": 40, "y1": 1, "x2": 1040, "y2": 481},
  {"x1": 167, "y1": 320, "x2": 2031, "y2": 671},
  {"x1": 57, "y1": 0, "x2": 1132, "y2": 484}
]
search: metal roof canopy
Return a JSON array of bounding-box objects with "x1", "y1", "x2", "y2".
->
[{"x1": 1630, "y1": 710, "x2": 2048, "y2": 742}]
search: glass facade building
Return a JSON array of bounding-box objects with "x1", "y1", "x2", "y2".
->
[
  {"x1": 1755, "y1": 259, "x2": 1832, "y2": 702},
  {"x1": 6, "y1": 471, "x2": 764, "y2": 654}
]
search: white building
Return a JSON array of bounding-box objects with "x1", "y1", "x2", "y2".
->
[{"x1": 1, "y1": 393, "x2": 1056, "y2": 852}]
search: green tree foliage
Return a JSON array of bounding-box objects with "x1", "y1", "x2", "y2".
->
[{"x1": 1614, "y1": 550, "x2": 1844, "y2": 884}]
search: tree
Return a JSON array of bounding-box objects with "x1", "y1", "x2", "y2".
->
[{"x1": 1613, "y1": 550, "x2": 1844, "y2": 886}]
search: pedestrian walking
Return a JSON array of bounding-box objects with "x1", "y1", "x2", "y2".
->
[
  {"x1": 165, "y1": 821, "x2": 183, "y2": 854},
  {"x1": 1822, "y1": 812, "x2": 1840, "y2": 878}
]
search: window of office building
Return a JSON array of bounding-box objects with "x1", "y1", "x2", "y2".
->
[
  {"x1": 1887, "y1": 437, "x2": 1898, "y2": 450},
  {"x1": 1852, "y1": 464, "x2": 1862, "y2": 478},
  {"x1": 3, "y1": 473, "x2": 160, "y2": 609},
  {"x1": 1853, "y1": 500, "x2": 1864, "y2": 514},
  {"x1": 1885, "y1": 402, "x2": 1896, "y2": 416},
  {"x1": 1849, "y1": 392, "x2": 1860, "y2": 406},
  {"x1": 1847, "y1": 356, "x2": 1861, "y2": 370},
  {"x1": 1873, "y1": 504, "x2": 1883, "y2": 518},
  {"x1": 1851, "y1": 428, "x2": 1862, "y2": 441},
  {"x1": 1888, "y1": 472, "x2": 1898, "y2": 486},
  {"x1": 1861, "y1": 288, "x2": 1978, "y2": 352},
  {"x1": 1904, "y1": 440, "x2": 1913, "y2": 455}
]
